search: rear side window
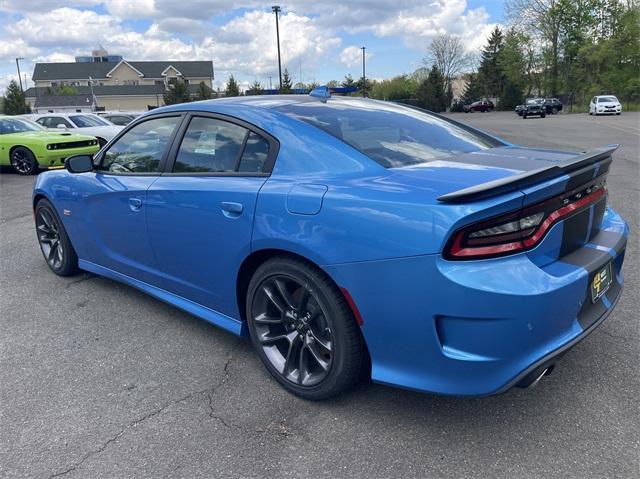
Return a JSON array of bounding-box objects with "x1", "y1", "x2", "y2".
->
[
  {"x1": 274, "y1": 99, "x2": 497, "y2": 168},
  {"x1": 173, "y1": 116, "x2": 271, "y2": 174},
  {"x1": 100, "y1": 116, "x2": 180, "y2": 173}
]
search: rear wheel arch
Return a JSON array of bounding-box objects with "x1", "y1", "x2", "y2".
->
[{"x1": 237, "y1": 249, "x2": 333, "y2": 324}]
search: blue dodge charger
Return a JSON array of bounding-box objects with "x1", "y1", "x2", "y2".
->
[{"x1": 33, "y1": 91, "x2": 628, "y2": 399}]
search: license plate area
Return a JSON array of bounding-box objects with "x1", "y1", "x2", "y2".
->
[{"x1": 590, "y1": 262, "x2": 613, "y2": 303}]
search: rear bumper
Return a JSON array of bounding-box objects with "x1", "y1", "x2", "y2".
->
[{"x1": 323, "y1": 207, "x2": 628, "y2": 396}]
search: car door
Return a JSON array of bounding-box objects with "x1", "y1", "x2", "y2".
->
[
  {"x1": 146, "y1": 113, "x2": 278, "y2": 317},
  {"x1": 72, "y1": 114, "x2": 184, "y2": 283}
]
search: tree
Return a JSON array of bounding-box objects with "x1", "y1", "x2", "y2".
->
[
  {"x1": 280, "y1": 69, "x2": 293, "y2": 93},
  {"x1": 424, "y1": 33, "x2": 471, "y2": 96},
  {"x1": 462, "y1": 73, "x2": 483, "y2": 103},
  {"x1": 57, "y1": 85, "x2": 77, "y2": 96},
  {"x1": 196, "y1": 81, "x2": 212, "y2": 100},
  {"x1": 326, "y1": 79, "x2": 339, "y2": 88},
  {"x1": 477, "y1": 26, "x2": 505, "y2": 98},
  {"x1": 163, "y1": 78, "x2": 191, "y2": 105},
  {"x1": 416, "y1": 65, "x2": 448, "y2": 112},
  {"x1": 246, "y1": 80, "x2": 263, "y2": 95},
  {"x1": 3, "y1": 80, "x2": 27, "y2": 115},
  {"x1": 370, "y1": 75, "x2": 417, "y2": 101},
  {"x1": 356, "y1": 76, "x2": 372, "y2": 97},
  {"x1": 501, "y1": 79, "x2": 524, "y2": 109},
  {"x1": 225, "y1": 75, "x2": 240, "y2": 97},
  {"x1": 341, "y1": 74, "x2": 356, "y2": 88}
]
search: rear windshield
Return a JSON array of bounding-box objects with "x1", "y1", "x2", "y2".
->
[
  {"x1": 70, "y1": 115, "x2": 110, "y2": 127},
  {"x1": 598, "y1": 96, "x2": 618, "y2": 103},
  {"x1": 273, "y1": 99, "x2": 498, "y2": 168}
]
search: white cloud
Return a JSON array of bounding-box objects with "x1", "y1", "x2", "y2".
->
[{"x1": 340, "y1": 46, "x2": 369, "y2": 68}]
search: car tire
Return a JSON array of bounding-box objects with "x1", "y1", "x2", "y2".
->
[
  {"x1": 541, "y1": 113, "x2": 546, "y2": 118},
  {"x1": 35, "y1": 198, "x2": 80, "y2": 276},
  {"x1": 10, "y1": 146, "x2": 39, "y2": 175},
  {"x1": 552, "y1": 108, "x2": 558, "y2": 114},
  {"x1": 616, "y1": 112, "x2": 621, "y2": 115},
  {"x1": 523, "y1": 114, "x2": 527, "y2": 119},
  {"x1": 246, "y1": 256, "x2": 367, "y2": 400}
]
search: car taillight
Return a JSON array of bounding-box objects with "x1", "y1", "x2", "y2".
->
[{"x1": 445, "y1": 180, "x2": 607, "y2": 260}]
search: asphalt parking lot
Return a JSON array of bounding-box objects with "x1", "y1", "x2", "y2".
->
[{"x1": 1, "y1": 111, "x2": 638, "y2": 478}]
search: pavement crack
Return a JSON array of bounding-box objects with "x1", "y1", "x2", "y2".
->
[
  {"x1": 48, "y1": 387, "x2": 209, "y2": 478},
  {"x1": 65, "y1": 274, "x2": 97, "y2": 289},
  {"x1": 598, "y1": 329, "x2": 628, "y2": 341},
  {"x1": 205, "y1": 339, "x2": 245, "y2": 430}
]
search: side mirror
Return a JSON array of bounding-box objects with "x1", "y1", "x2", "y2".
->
[
  {"x1": 65, "y1": 155, "x2": 93, "y2": 173},
  {"x1": 56, "y1": 124, "x2": 68, "y2": 130}
]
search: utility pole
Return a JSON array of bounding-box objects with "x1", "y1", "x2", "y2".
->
[
  {"x1": 15, "y1": 57, "x2": 24, "y2": 92},
  {"x1": 361, "y1": 47, "x2": 366, "y2": 97},
  {"x1": 272, "y1": 6, "x2": 283, "y2": 93},
  {"x1": 268, "y1": 75, "x2": 273, "y2": 90}
]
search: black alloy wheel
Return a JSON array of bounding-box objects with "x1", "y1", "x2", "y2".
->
[
  {"x1": 246, "y1": 257, "x2": 366, "y2": 400},
  {"x1": 35, "y1": 199, "x2": 79, "y2": 276},
  {"x1": 10, "y1": 147, "x2": 38, "y2": 175}
]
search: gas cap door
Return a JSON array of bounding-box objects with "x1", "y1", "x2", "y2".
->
[{"x1": 286, "y1": 184, "x2": 328, "y2": 215}]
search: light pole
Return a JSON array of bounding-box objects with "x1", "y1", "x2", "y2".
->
[
  {"x1": 272, "y1": 6, "x2": 283, "y2": 93},
  {"x1": 15, "y1": 57, "x2": 24, "y2": 92},
  {"x1": 361, "y1": 47, "x2": 366, "y2": 97},
  {"x1": 268, "y1": 75, "x2": 273, "y2": 90}
]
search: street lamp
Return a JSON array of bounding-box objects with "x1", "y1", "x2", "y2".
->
[
  {"x1": 15, "y1": 57, "x2": 24, "y2": 92},
  {"x1": 272, "y1": 6, "x2": 283, "y2": 93},
  {"x1": 361, "y1": 47, "x2": 366, "y2": 97}
]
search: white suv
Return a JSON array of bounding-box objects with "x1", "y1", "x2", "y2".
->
[
  {"x1": 25, "y1": 113, "x2": 123, "y2": 147},
  {"x1": 589, "y1": 95, "x2": 622, "y2": 116}
]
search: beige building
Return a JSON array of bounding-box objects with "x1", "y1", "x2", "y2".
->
[{"x1": 25, "y1": 51, "x2": 214, "y2": 111}]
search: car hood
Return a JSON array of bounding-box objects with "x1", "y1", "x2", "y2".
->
[
  {"x1": 386, "y1": 146, "x2": 576, "y2": 200},
  {"x1": 3, "y1": 131, "x2": 98, "y2": 143}
]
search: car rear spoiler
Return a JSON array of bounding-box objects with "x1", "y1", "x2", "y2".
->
[{"x1": 437, "y1": 145, "x2": 619, "y2": 203}]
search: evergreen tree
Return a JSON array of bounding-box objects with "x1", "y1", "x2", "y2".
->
[
  {"x1": 341, "y1": 74, "x2": 356, "y2": 88},
  {"x1": 356, "y1": 76, "x2": 372, "y2": 97},
  {"x1": 462, "y1": 73, "x2": 483, "y2": 103},
  {"x1": 501, "y1": 79, "x2": 524, "y2": 110},
  {"x1": 280, "y1": 69, "x2": 293, "y2": 93},
  {"x1": 43, "y1": 86, "x2": 54, "y2": 96},
  {"x1": 477, "y1": 26, "x2": 505, "y2": 98},
  {"x1": 196, "y1": 81, "x2": 212, "y2": 100},
  {"x1": 163, "y1": 78, "x2": 191, "y2": 105},
  {"x1": 416, "y1": 65, "x2": 448, "y2": 112},
  {"x1": 247, "y1": 80, "x2": 263, "y2": 95},
  {"x1": 225, "y1": 75, "x2": 240, "y2": 97},
  {"x1": 3, "y1": 80, "x2": 27, "y2": 115}
]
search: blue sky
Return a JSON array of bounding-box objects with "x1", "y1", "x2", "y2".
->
[{"x1": 0, "y1": 1, "x2": 505, "y2": 92}]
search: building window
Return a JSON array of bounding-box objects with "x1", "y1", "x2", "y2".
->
[{"x1": 123, "y1": 80, "x2": 139, "y2": 86}]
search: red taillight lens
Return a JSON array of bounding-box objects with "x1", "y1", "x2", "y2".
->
[{"x1": 445, "y1": 181, "x2": 607, "y2": 260}]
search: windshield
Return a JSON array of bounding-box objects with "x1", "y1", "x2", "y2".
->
[
  {"x1": 598, "y1": 96, "x2": 618, "y2": 103},
  {"x1": 0, "y1": 118, "x2": 45, "y2": 135},
  {"x1": 69, "y1": 114, "x2": 110, "y2": 127},
  {"x1": 526, "y1": 99, "x2": 544, "y2": 105},
  {"x1": 274, "y1": 99, "x2": 498, "y2": 168}
]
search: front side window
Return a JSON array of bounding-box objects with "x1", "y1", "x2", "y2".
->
[
  {"x1": 173, "y1": 117, "x2": 248, "y2": 173},
  {"x1": 38, "y1": 117, "x2": 73, "y2": 128},
  {"x1": 100, "y1": 116, "x2": 180, "y2": 173}
]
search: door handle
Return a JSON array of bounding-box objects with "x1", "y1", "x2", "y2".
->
[
  {"x1": 129, "y1": 197, "x2": 143, "y2": 211},
  {"x1": 220, "y1": 201, "x2": 243, "y2": 218}
]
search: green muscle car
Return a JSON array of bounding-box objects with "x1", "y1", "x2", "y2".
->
[{"x1": 0, "y1": 116, "x2": 100, "y2": 175}]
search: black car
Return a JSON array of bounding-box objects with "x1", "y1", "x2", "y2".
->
[
  {"x1": 544, "y1": 98, "x2": 563, "y2": 114},
  {"x1": 521, "y1": 98, "x2": 546, "y2": 118}
]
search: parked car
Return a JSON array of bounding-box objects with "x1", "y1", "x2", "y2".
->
[
  {"x1": 463, "y1": 100, "x2": 494, "y2": 112},
  {"x1": 589, "y1": 95, "x2": 622, "y2": 115},
  {"x1": 33, "y1": 93, "x2": 628, "y2": 399},
  {"x1": 98, "y1": 112, "x2": 143, "y2": 126},
  {"x1": 0, "y1": 116, "x2": 99, "y2": 175},
  {"x1": 25, "y1": 113, "x2": 123, "y2": 147},
  {"x1": 544, "y1": 98, "x2": 563, "y2": 114},
  {"x1": 521, "y1": 98, "x2": 546, "y2": 118}
]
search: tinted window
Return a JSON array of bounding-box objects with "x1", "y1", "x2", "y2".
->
[
  {"x1": 100, "y1": 116, "x2": 180, "y2": 173},
  {"x1": 70, "y1": 114, "x2": 110, "y2": 127},
  {"x1": 274, "y1": 99, "x2": 496, "y2": 168},
  {"x1": 238, "y1": 132, "x2": 270, "y2": 172},
  {"x1": 0, "y1": 118, "x2": 45, "y2": 134},
  {"x1": 107, "y1": 115, "x2": 133, "y2": 126},
  {"x1": 174, "y1": 117, "x2": 247, "y2": 173},
  {"x1": 598, "y1": 96, "x2": 618, "y2": 103}
]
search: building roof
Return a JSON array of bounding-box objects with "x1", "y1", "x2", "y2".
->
[
  {"x1": 25, "y1": 84, "x2": 204, "y2": 98},
  {"x1": 32, "y1": 61, "x2": 214, "y2": 81},
  {"x1": 34, "y1": 94, "x2": 94, "y2": 109}
]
